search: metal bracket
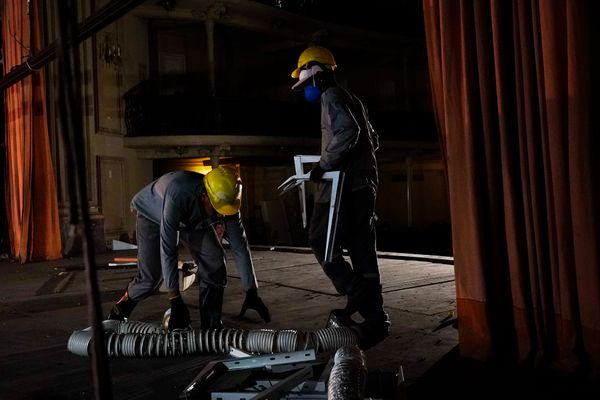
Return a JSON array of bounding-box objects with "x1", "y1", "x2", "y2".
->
[
  {"x1": 180, "y1": 350, "x2": 328, "y2": 400},
  {"x1": 223, "y1": 350, "x2": 316, "y2": 371},
  {"x1": 293, "y1": 155, "x2": 320, "y2": 228},
  {"x1": 180, "y1": 343, "x2": 399, "y2": 399},
  {"x1": 278, "y1": 155, "x2": 344, "y2": 264},
  {"x1": 229, "y1": 347, "x2": 252, "y2": 358}
]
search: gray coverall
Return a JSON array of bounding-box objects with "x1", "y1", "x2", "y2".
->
[
  {"x1": 126, "y1": 170, "x2": 257, "y2": 301},
  {"x1": 308, "y1": 86, "x2": 384, "y2": 321}
]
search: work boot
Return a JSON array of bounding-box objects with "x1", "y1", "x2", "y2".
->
[
  {"x1": 239, "y1": 289, "x2": 271, "y2": 323},
  {"x1": 342, "y1": 276, "x2": 369, "y2": 317},
  {"x1": 326, "y1": 309, "x2": 358, "y2": 329},
  {"x1": 356, "y1": 281, "x2": 387, "y2": 321},
  {"x1": 357, "y1": 313, "x2": 391, "y2": 350},
  {"x1": 107, "y1": 291, "x2": 137, "y2": 321},
  {"x1": 200, "y1": 286, "x2": 225, "y2": 329},
  {"x1": 167, "y1": 294, "x2": 191, "y2": 331},
  {"x1": 355, "y1": 281, "x2": 390, "y2": 349}
]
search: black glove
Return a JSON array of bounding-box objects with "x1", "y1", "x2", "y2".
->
[
  {"x1": 239, "y1": 289, "x2": 271, "y2": 323},
  {"x1": 168, "y1": 295, "x2": 191, "y2": 331},
  {"x1": 309, "y1": 164, "x2": 326, "y2": 182}
]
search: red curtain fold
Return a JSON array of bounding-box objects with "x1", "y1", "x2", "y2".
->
[
  {"x1": 424, "y1": 0, "x2": 600, "y2": 374},
  {"x1": 3, "y1": 0, "x2": 61, "y2": 262}
]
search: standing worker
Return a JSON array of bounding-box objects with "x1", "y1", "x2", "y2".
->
[
  {"x1": 107, "y1": 166, "x2": 270, "y2": 330},
  {"x1": 291, "y1": 46, "x2": 390, "y2": 348}
]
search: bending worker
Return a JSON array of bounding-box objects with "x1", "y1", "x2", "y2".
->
[
  {"x1": 107, "y1": 166, "x2": 270, "y2": 330},
  {"x1": 291, "y1": 46, "x2": 390, "y2": 348}
]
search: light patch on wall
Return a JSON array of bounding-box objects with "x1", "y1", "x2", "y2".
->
[
  {"x1": 186, "y1": 164, "x2": 213, "y2": 175},
  {"x1": 154, "y1": 157, "x2": 239, "y2": 178}
]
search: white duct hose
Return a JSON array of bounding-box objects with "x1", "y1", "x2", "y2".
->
[{"x1": 327, "y1": 345, "x2": 367, "y2": 400}]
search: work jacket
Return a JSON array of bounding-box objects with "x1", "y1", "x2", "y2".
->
[
  {"x1": 130, "y1": 171, "x2": 256, "y2": 292},
  {"x1": 131, "y1": 171, "x2": 209, "y2": 289},
  {"x1": 316, "y1": 86, "x2": 379, "y2": 203}
]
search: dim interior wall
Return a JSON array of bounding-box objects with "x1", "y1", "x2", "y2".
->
[
  {"x1": 44, "y1": 0, "x2": 106, "y2": 254},
  {"x1": 155, "y1": 25, "x2": 207, "y2": 92},
  {"x1": 240, "y1": 159, "x2": 450, "y2": 250},
  {"x1": 377, "y1": 159, "x2": 449, "y2": 229},
  {"x1": 148, "y1": 22, "x2": 433, "y2": 107},
  {"x1": 241, "y1": 165, "x2": 304, "y2": 246},
  {"x1": 152, "y1": 23, "x2": 297, "y2": 99},
  {"x1": 376, "y1": 158, "x2": 451, "y2": 255},
  {"x1": 46, "y1": 1, "x2": 153, "y2": 251},
  {"x1": 92, "y1": 11, "x2": 152, "y2": 246}
]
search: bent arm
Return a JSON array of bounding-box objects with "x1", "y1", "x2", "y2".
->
[
  {"x1": 224, "y1": 212, "x2": 258, "y2": 291},
  {"x1": 160, "y1": 198, "x2": 183, "y2": 293}
]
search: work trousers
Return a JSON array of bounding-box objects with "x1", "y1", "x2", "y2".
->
[
  {"x1": 127, "y1": 214, "x2": 227, "y2": 301},
  {"x1": 308, "y1": 187, "x2": 380, "y2": 295}
]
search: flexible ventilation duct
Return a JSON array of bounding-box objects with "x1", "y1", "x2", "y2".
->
[
  {"x1": 328, "y1": 345, "x2": 368, "y2": 400},
  {"x1": 68, "y1": 320, "x2": 359, "y2": 358}
]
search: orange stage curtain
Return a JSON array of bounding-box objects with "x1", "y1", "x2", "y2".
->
[
  {"x1": 424, "y1": 0, "x2": 600, "y2": 374},
  {"x1": 3, "y1": 0, "x2": 61, "y2": 262}
]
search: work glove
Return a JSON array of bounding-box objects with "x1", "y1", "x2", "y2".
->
[
  {"x1": 107, "y1": 290, "x2": 137, "y2": 321},
  {"x1": 167, "y1": 294, "x2": 191, "y2": 331},
  {"x1": 239, "y1": 289, "x2": 271, "y2": 323},
  {"x1": 309, "y1": 164, "x2": 326, "y2": 182}
]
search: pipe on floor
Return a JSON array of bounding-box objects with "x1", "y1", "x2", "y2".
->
[
  {"x1": 68, "y1": 320, "x2": 358, "y2": 358},
  {"x1": 328, "y1": 345, "x2": 368, "y2": 400}
]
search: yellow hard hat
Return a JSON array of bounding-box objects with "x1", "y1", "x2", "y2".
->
[
  {"x1": 204, "y1": 166, "x2": 242, "y2": 216},
  {"x1": 291, "y1": 46, "x2": 337, "y2": 79}
]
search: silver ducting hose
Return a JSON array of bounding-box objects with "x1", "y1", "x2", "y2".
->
[
  {"x1": 102, "y1": 319, "x2": 162, "y2": 334},
  {"x1": 243, "y1": 327, "x2": 355, "y2": 353},
  {"x1": 102, "y1": 328, "x2": 247, "y2": 357},
  {"x1": 315, "y1": 327, "x2": 358, "y2": 352},
  {"x1": 68, "y1": 320, "x2": 358, "y2": 358},
  {"x1": 328, "y1": 345, "x2": 368, "y2": 400},
  {"x1": 67, "y1": 320, "x2": 163, "y2": 356}
]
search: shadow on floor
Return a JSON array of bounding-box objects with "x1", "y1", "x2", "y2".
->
[{"x1": 407, "y1": 346, "x2": 600, "y2": 399}]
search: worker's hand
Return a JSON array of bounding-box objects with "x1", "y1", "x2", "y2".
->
[
  {"x1": 309, "y1": 164, "x2": 326, "y2": 182},
  {"x1": 239, "y1": 289, "x2": 271, "y2": 323},
  {"x1": 214, "y1": 222, "x2": 225, "y2": 241}
]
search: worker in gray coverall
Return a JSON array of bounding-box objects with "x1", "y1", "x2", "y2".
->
[
  {"x1": 291, "y1": 46, "x2": 390, "y2": 348},
  {"x1": 107, "y1": 166, "x2": 270, "y2": 331}
]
